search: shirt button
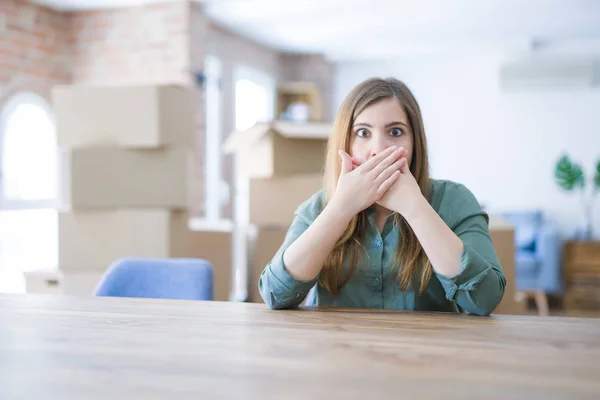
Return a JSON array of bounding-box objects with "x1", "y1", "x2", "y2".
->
[
  {"x1": 376, "y1": 240, "x2": 382, "y2": 247},
  {"x1": 372, "y1": 277, "x2": 382, "y2": 290}
]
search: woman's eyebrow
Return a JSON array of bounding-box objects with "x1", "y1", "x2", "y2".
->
[
  {"x1": 385, "y1": 121, "x2": 409, "y2": 128},
  {"x1": 352, "y1": 121, "x2": 408, "y2": 128}
]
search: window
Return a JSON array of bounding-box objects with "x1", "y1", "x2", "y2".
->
[
  {"x1": 0, "y1": 92, "x2": 58, "y2": 293},
  {"x1": 232, "y1": 66, "x2": 275, "y2": 301},
  {"x1": 234, "y1": 66, "x2": 275, "y2": 132}
]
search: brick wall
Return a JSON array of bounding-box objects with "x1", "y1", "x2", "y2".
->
[
  {"x1": 0, "y1": 0, "x2": 193, "y2": 107},
  {"x1": 0, "y1": 0, "x2": 69, "y2": 105},
  {"x1": 279, "y1": 53, "x2": 335, "y2": 121},
  {"x1": 66, "y1": 2, "x2": 191, "y2": 85}
]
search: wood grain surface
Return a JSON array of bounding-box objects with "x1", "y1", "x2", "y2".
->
[{"x1": 0, "y1": 294, "x2": 599, "y2": 400}]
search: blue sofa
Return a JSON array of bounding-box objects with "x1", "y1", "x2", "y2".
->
[{"x1": 502, "y1": 211, "x2": 563, "y2": 296}]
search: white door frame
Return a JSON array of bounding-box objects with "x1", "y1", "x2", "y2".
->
[{"x1": 231, "y1": 65, "x2": 276, "y2": 301}]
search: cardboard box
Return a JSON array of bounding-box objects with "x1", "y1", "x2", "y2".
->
[
  {"x1": 488, "y1": 216, "x2": 526, "y2": 315},
  {"x1": 247, "y1": 226, "x2": 288, "y2": 303},
  {"x1": 59, "y1": 211, "x2": 234, "y2": 301},
  {"x1": 223, "y1": 121, "x2": 331, "y2": 178},
  {"x1": 24, "y1": 269, "x2": 62, "y2": 295},
  {"x1": 186, "y1": 227, "x2": 233, "y2": 302},
  {"x1": 52, "y1": 84, "x2": 194, "y2": 149},
  {"x1": 59, "y1": 209, "x2": 192, "y2": 271},
  {"x1": 60, "y1": 270, "x2": 105, "y2": 296},
  {"x1": 249, "y1": 174, "x2": 323, "y2": 226},
  {"x1": 58, "y1": 147, "x2": 190, "y2": 209}
]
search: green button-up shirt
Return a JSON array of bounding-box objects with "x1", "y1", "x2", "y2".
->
[{"x1": 258, "y1": 179, "x2": 506, "y2": 316}]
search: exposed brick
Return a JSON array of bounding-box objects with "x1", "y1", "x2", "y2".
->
[
  {"x1": 0, "y1": 1, "x2": 70, "y2": 101},
  {"x1": 1, "y1": 0, "x2": 333, "y2": 220},
  {"x1": 0, "y1": 57, "x2": 22, "y2": 71}
]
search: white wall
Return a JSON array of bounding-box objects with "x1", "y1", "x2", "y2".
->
[{"x1": 334, "y1": 54, "x2": 600, "y2": 239}]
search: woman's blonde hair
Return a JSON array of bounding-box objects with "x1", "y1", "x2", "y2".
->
[{"x1": 320, "y1": 77, "x2": 432, "y2": 295}]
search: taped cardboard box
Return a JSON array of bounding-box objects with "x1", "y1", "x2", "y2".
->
[
  {"x1": 59, "y1": 211, "x2": 234, "y2": 301},
  {"x1": 249, "y1": 174, "x2": 323, "y2": 226},
  {"x1": 52, "y1": 84, "x2": 194, "y2": 149},
  {"x1": 223, "y1": 121, "x2": 332, "y2": 178},
  {"x1": 58, "y1": 147, "x2": 190, "y2": 209}
]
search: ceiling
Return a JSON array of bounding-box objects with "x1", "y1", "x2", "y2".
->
[{"x1": 32, "y1": 0, "x2": 600, "y2": 61}]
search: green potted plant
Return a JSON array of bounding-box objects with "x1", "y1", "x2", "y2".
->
[{"x1": 554, "y1": 155, "x2": 600, "y2": 239}]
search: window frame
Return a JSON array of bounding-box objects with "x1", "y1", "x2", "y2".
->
[
  {"x1": 204, "y1": 54, "x2": 224, "y2": 221},
  {"x1": 0, "y1": 91, "x2": 59, "y2": 210}
]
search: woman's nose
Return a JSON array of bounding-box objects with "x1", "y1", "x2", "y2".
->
[{"x1": 370, "y1": 138, "x2": 393, "y2": 158}]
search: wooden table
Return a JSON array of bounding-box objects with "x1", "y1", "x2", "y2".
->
[{"x1": 1, "y1": 294, "x2": 599, "y2": 399}]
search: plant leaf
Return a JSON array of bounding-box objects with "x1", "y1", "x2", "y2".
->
[
  {"x1": 595, "y1": 159, "x2": 600, "y2": 190},
  {"x1": 554, "y1": 155, "x2": 585, "y2": 191}
]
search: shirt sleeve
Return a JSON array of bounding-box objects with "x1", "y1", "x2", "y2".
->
[
  {"x1": 258, "y1": 192, "x2": 322, "y2": 309},
  {"x1": 433, "y1": 184, "x2": 507, "y2": 316}
]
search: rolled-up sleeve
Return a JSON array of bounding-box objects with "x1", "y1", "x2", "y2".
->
[
  {"x1": 258, "y1": 193, "x2": 322, "y2": 309},
  {"x1": 434, "y1": 185, "x2": 506, "y2": 316}
]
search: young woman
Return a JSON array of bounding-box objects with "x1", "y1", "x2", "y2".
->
[{"x1": 258, "y1": 77, "x2": 505, "y2": 316}]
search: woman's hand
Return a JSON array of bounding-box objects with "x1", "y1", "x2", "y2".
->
[
  {"x1": 331, "y1": 146, "x2": 406, "y2": 218},
  {"x1": 376, "y1": 158, "x2": 425, "y2": 218}
]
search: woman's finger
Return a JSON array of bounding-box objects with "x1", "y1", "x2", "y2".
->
[
  {"x1": 358, "y1": 146, "x2": 397, "y2": 172},
  {"x1": 369, "y1": 147, "x2": 406, "y2": 177},
  {"x1": 375, "y1": 157, "x2": 406, "y2": 185},
  {"x1": 377, "y1": 170, "x2": 401, "y2": 196},
  {"x1": 399, "y1": 157, "x2": 410, "y2": 174}
]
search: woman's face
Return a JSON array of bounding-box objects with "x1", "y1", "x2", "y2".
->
[{"x1": 349, "y1": 97, "x2": 413, "y2": 168}]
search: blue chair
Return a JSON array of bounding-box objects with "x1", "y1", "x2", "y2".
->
[
  {"x1": 94, "y1": 257, "x2": 214, "y2": 301},
  {"x1": 502, "y1": 211, "x2": 563, "y2": 314}
]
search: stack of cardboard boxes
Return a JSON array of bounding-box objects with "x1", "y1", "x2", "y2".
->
[
  {"x1": 27, "y1": 84, "x2": 233, "y2": 300},
  {"x1": 223, "y1": 120, "x2": 332, "y2": 302}
]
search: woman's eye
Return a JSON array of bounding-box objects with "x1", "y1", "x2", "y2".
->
[
  {"x1": 390, "y1": 128, "x2": 403, "y2": 137},
  {"x1": 356, "y1": 128, "x2": 369, "y2": 137}
]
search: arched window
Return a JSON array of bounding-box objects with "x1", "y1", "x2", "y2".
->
[{"x1": 0, "y1": 92, "x2": 58, "y2": 293}]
